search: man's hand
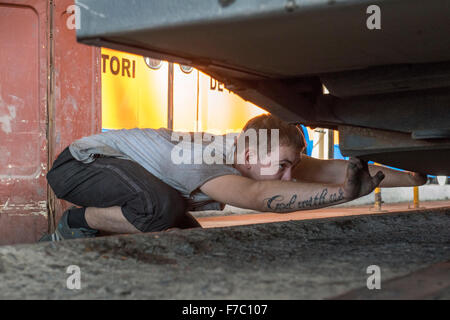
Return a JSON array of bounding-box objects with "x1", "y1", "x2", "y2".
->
[
  {"x1": 292, "y1": 155, "x2": 427, "y2": 188},
  {"x1": 343, "y1": 157, "x2": 385, "y2": 201}
]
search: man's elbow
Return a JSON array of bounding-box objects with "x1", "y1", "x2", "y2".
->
[{"x1": 244, "y1": 180, "x2": 268, "y2": 212}]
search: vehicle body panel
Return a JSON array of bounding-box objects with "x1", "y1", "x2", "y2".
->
[{"x1": 0, "y1": 0, "x2": 101, "y2": 245}]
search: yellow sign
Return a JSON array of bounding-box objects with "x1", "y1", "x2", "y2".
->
[
  {"x1": 101, "y1": 48, "x2": 168, "y2": 130},
  {"x1": 101, "y1": 48, "x2": 267, "y2": 134}
]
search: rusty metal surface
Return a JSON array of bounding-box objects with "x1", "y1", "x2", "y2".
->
[
  {"x1": 339, "y1": 125, "x2": 450, "y2": 175},
  {"x1": 76, "y1": 0, "x2": 450, "y2": 78},
  {"x1": 0, "y1": 0, "x2": 101, "y2": 245},
  {"x1": 321, "y1": 61, "x2": 450, "y2": 98},
  {"x1": 0, "y1": 0, "x2": 49, "y2": 245}
]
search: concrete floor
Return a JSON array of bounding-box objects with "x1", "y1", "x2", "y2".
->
[{"x1": 0, "y1": 204, "x2": 448, "y2": 299}]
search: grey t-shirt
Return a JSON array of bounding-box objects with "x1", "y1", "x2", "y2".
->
[{"x1": 69, "y1": 128, "x2": 241, "y2": 211}]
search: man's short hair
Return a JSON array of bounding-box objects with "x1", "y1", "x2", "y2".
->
[{"x1": 237, "y1": 113, "x2": 307, "y2": 154}]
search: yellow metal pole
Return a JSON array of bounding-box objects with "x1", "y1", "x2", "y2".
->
[
  {"x1": 374, "y1": 187, "x2": 382, "y2": 211},
  {"x1": 370, "y1": 187, "x2": 387, "y2": 212},
  {"x1": 413, "y1": 186, "x2": 420, "y2": 208},
  {"x1": 408, "y1": 185, "x2": 425, "y2": 209}
]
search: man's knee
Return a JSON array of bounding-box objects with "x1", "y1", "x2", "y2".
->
[{"x1": 122, "y1": 187, "x2": 188, "y2": 232}]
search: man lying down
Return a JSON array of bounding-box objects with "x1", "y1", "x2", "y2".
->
[{"x1": 40, "y1": 114, "x2": 426, "y2": 241}]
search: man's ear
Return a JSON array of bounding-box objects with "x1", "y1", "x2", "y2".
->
[
  {"x1": 244, "y1": 148, "x2": 251, "y2": 168},
  {"x1": 246, "y1": 148, "x2": 258, "y2": 167}
]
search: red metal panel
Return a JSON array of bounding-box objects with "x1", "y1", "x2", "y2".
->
[
  {"x1": 0, "y1": 0, "x2": 48, "y2": 245},
  {"x1": 0, "y1": 0, "x2": 101, "y2": 245}
]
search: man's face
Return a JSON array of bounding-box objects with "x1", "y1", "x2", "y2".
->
[{"x1": 243, "y1": 145, "x2": 301, "y2": 181}]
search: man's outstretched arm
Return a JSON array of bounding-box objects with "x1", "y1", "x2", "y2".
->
[
  {"x1": 200, "y1": 158, "x2": 385, "y2": 213},
  {"x1": 292, "y1": 155, "x2": 427, "y2": 188}
]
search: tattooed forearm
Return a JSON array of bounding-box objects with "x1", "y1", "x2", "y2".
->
[{"x1": 264, "y1": 188, "x2": 345, "y2": 213}]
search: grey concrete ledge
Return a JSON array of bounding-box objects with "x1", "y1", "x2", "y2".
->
[{"x1": 0, "y1": 207, "x2": 449, "y2": 299}]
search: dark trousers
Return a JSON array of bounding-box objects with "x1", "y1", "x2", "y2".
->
[{"x1": 46, "y1": 147, "x2": 201, "y2": 232}]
